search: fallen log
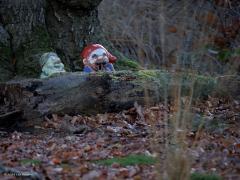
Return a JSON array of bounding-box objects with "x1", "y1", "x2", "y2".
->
[{"x1": 0, "y1": 70, "x2": 238, "y2": 126}]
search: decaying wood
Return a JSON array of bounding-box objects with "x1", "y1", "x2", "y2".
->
[
  {"x1": 0, "y1": 110, "x2": 22, "y2": 127},
  {"x1": 0, "y1": 71, "x2": 239, "y2": 126}
]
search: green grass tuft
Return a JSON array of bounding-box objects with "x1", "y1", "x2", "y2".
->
[
  {"x1": 20, "y1": 159, "x2": 41, "y2": 166},
  {"x1": 190, "y1": 173, "x2": 222, "y2": 180},
  {"x1": 95, "y1": 154, "x2": 157, "y2": 166}
]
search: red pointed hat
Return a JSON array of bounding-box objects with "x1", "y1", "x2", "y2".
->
[{"x1": 81, "y1": 44, "x2": 117, "y2": 63}]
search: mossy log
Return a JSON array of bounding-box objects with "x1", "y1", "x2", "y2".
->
[{"x1": 0, "y1": 70, "x2": 238, "y2": 126}]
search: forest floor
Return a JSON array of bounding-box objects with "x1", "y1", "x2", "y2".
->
[{"x1": 0, "y1": 97, "x2": 239, "y2": 180}]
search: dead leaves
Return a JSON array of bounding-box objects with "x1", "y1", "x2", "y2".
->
[{"x1": 0, "y1": 97, "x2": 239, "y2": 179}]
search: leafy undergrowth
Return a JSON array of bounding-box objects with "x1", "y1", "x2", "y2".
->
[{"x1": 0, "y1": 97, "x2": 239, "y2": 179}]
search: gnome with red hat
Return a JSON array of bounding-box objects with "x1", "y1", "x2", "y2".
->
[{"x1": 81, "y1": 44, "x2": 117, "y2": 73}]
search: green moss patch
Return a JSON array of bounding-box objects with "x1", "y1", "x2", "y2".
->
[
  {"x1": 0, "y1": 43, "x2": 13, "y2": 81},
  {"x1": 190, "y1": 173, "x2": 222, "y2": 180},
  {"x1": 95, "y1": 154, "x2": 157, "y2": 166},
  {"x1": 20, "y1": 159, "x2": 41, "y2": 166},
  {"x1": 16, "y1": 26, "x2": 53, "y2": 78},
  {"x1": 115, "y1": 59, "x2": 142, "y2": 71},
  {"x1": 137, "y1": 70, "x2": 158, "y2": 79}
]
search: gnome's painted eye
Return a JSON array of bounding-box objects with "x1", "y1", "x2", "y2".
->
[
  {"x1": 92, "y1": 54, "x2": 97, "y2": 59},
  {"x1": 102, "y1": 53, "x2": 107, "y2": 56}
]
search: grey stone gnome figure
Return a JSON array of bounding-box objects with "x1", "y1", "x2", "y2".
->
[{"x1": 39, "y1": 52, "x2": 66, "y2": 79}]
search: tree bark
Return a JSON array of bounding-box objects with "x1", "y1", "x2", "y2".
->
[
  {"x1": 0, "y1": 0, "x2": 104, "y2": 82},
  {"x1": 1, "y1": 70, "x2": 226, "y2": 127}
]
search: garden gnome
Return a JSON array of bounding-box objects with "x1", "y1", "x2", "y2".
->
[
  {"x1": 81, "y1": 44, "x2": 117, "y2": 73},
  {"x1": 39, "y1": 52, "x2": 66, "y2": 79}
]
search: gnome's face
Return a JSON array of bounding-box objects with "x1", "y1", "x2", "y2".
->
[
  {"x1": 85, "y1": 48, "x2": 109, "y2": 65},
  {"x1": 40, "y1": 53, "x2": 66, "y2": 79}
]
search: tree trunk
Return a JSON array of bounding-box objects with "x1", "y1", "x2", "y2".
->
[
  {"x1": 0, "y1": 70, "x2": 224, "y2": 127},
  {"x1": 0, "y1": 0, "x2": 104, "y2": 82}
]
